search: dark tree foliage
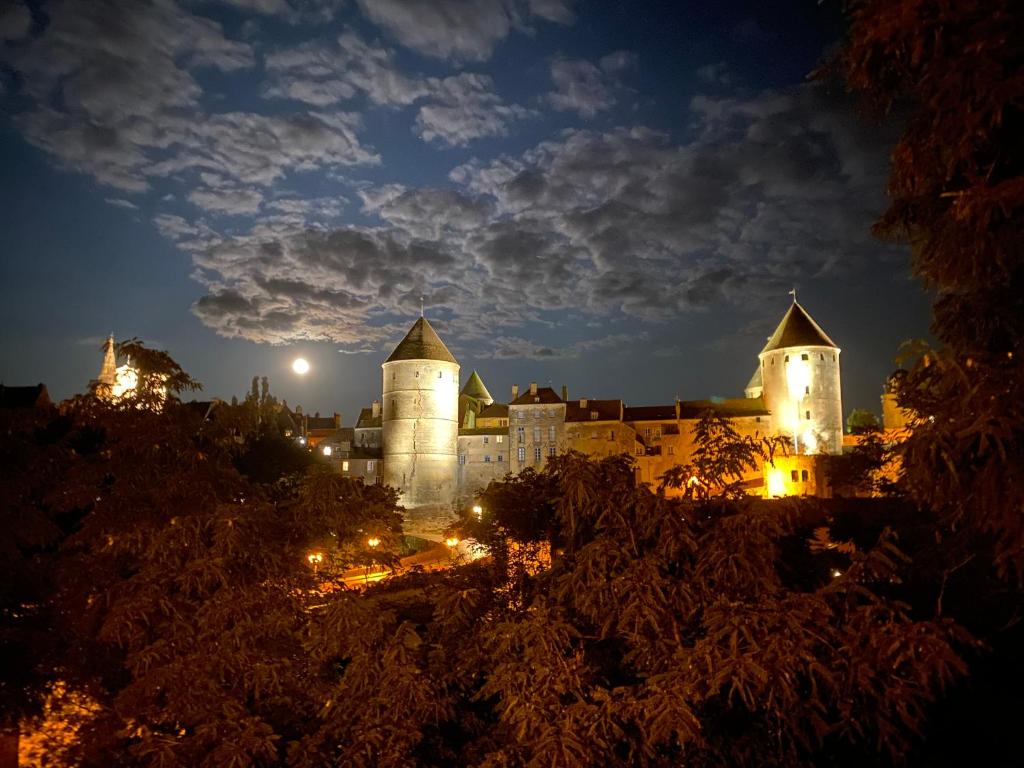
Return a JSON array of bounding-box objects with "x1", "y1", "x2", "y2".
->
[
  {"x1": 846, "y1": 408, "x2": 880, "y2": 435},
  {"x1": 305, "y1": 453, "x2": 967, "y2": 767},
  {"x1": 2, "y1": 351, "x2": 404, "y2": 766},
  {"x1": 839, "y1": 0, "x2": 1024, "y2": 581}
]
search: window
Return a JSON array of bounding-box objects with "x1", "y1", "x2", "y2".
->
[
  {"x1": 548, "y1": 425, "x2": 556, "y2": 442},
  {"x1": 483, "y1": 436, "x2": 489, "y2": 444},
  {"x1": 608, "y1": 430, "x2": 614, "y2": 440},
  {"x1": 533, "y1": 397, "x2": 540, "y2": 403},
  {"x1": 517, "y1": 447, "x2": 525, "y2": 462},
  {"x1": 801, "y1": 469, "x2": 809, "y2": 482},
  {"x1": 805, "y1": 410, "x2": 811, "y2": 420},
  {"x1": 484, "y1": 455, "x2": 491, "y2": 463},
  {"x1": 415, "y1": 370, "x2": 419, "y2": 377},
  {"x1": 533, "y1": 447, "x2": 541, "y2": 462},
  {"x1": 497, "y1": 454, "x2": 503, "y2": 462},
  {"x1": 805, "y1": 385, "x2": 810, "y2": 394},
  {"x1": 496, "y1": 435, "x2": 503, "y2": 443},
  {"x1": 590, "y1": 431, "x2": 597, "y2": 439},
  {"x1": 820, "y1": 353, "x2": 824, "y2": 361},
  {"x1": 790, "y1": 469, "x2": 798, "y2": 482},
  {"x1": 392, "y1": 372, "x2": 395, "y2": 380},
  {"x1": 667, "y1": 446, "x2": 675, "y2": 456},
  {"x1": 534, "y1": 409, "x2": 540, "y2": 418},
  {"x1": 533, "y1": 426, "x2": 541, "y2": 442},
  {"x1": 590, "y1": 411, "x2": 599, "y2": 420},
  {"x1": 438, "y1": 371, "x2": 442, "y2": 378},
  {"x1": 548, "y1": 445, "x2": 556, "y2": 457},
  {"x1": 635, "y1": 446, "x2": 644, "y2": 456},
  {"x1": 755, "y1": 417, "x2": 761, "y2": 423},
  {"x1": 459, "y1": 454, "x2": 466, "y2": 465},
  {"x1": 785, "y1": 355, "x2": 790, "y2": 362},
  {"x1": 516, "y1": 411, "x2": 524, "y2": 421},
  {"x1": 801, "y1": 353, "x2": 808, "y2": 360},
  {"x1": 517, "y1": 427, "x2": 525, "y2": 443},
  {"x1": 367, "y1": 460, "x2": 375, "y2": 472}
]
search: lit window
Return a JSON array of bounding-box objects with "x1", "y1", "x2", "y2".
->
[
  {"x1": 459, "y1": 454, "x2": 466, "y2": 465},
  {"x1": 533, "y1": 447, "x2": 541, "y2": 462},
  {"x1": 367, "y1": 460, "x2": 375, "y2": 472},
  {"x1": 343, "y1": 461, "x2": 350, "y2": 471},
  {"x1": 496, "y1": 435, "x2": 503, "y2": 443},
  {"x1": 801, "y1": 469, "x2": 809, "y2": 482},
  {"x1": 590, "y1": 411, "x2": 598, "y2": 420},
  {"x1": 518, "y1": 447, "x2": 525, "y2": 462}
]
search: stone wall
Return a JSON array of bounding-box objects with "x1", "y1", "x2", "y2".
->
[{"x1": 759, "y1": 345, "x2": 843, "y2": 455}]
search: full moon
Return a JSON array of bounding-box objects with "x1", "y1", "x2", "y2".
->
[{"x1": 291, "y1": 357, "x2": 310, "y2": 375}]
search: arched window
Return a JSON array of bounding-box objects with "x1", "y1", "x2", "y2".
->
[{"x1": 801, "y1": 469, "x2": 809, "y2": 482}]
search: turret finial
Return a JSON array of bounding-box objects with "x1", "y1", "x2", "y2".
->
[
  {"x1": 420, "y1": 295, "x2": 424, "y2": 318},
  {"x1": 788, "y1": 287, "x2": 797, "y2": 303}
]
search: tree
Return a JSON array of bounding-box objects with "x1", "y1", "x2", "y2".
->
[
  {"x1": 839, "y1": 0, "x2": 1024, "y2": 581},
  {"x1": 846, "y1": 408, "x2": 880, "y2": 435}
]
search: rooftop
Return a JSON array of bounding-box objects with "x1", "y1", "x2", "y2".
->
[
  {"x1": 623, "y1": 404, "x2": 677, "y2": 422},
  {"x1": 679, "y1": 397, "x2": 769, "y2": 419},
  {"x1": 355, "y1": 407, "x2": 381, "y2": 429},
  {"x1": 565, "y1": 399, "x2": 622, "y2": 422},
  {"x1": 761, "y1": 301, "x2": 838, "y2": 354},
  {"x1": 460, "y1": 370, "x2": 493, "y2": 403},
  {"x1": 385, "y1": 316, "x2": 458, "y2": 364},
  {"x1": 510, "y1": 386, "x2": 564, "y2": 406}
]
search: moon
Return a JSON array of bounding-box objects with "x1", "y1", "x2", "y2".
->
[{"x1": 291, "y1": 357, "x2": 310, "y2": 375}]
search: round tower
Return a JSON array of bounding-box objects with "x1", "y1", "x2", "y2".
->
[
  {"x1": 382, "y1": 316, "x2": 460, "y2": 507},
  {"x1": 757, "y1": 300, "x2": 843, "y2": 455}
]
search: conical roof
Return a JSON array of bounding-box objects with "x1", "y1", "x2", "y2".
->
[
  {"x1": 98, "y1": 335, "x2": 117, "y2": 385},
  {"x1": 760, "y1": 302, "x2": 837, "y2": 354},
  {"x1": 460, "y1": 370, "x2": 493, "y2": 404},
  {"x1": 385, "y1": 316, "x2": 458, "y2": 364},
  {"x1": 745, "y1": 366, "x2": 762, "y2": 391}
]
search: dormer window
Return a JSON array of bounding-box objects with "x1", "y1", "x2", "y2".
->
[{"x1": 590, "y1": 411, "x2": 599, "y2": 420}]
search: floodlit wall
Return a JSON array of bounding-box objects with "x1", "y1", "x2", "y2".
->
[
  {"x1": 382, "y1": 358, "x2": 460, "y2": 507},
  {"x1": 759, "y1": 346, "x2": 843, "y2": 455}
]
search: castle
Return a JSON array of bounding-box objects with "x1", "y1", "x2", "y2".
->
[{"x1": 334, "y1": 298, "x2": 844, "y2": 515}]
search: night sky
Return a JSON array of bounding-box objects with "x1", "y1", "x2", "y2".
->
[{"x1": 0, "y1": 0, "x2": 932, "y2": 421}]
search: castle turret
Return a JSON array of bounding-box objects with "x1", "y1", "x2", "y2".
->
[
  {"x1": 98, "y1": 335, "x2": 117, "y2": 387},
  {"x1": 758, "y1": 300, "x2": 842, "y2": 455},
  {"x1": 382, "y1": 316, "x2": 460, "y2": 507}
]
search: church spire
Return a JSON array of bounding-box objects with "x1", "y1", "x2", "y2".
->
[{"x1": 98, "y1": 334, "x2": 117, "y2": 386}]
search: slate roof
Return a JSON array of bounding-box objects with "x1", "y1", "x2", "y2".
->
[
  {"x1": 746, "y1": 366, "x2": 763, "y2": 391},
  {"x1": 306, "y1": 415, "x2": 339, "y2": 432},
  {"x1": 510, "y1": 386, "x2": 563, "y2": 406},
  {"x1": 460, "y1": 370, "x2": 493, "y2": 403},
  {"x1": 477, "y1": 403, "x2": 509, "y2": 419},
  {"x1": 355, "y1": 407, "x2": 381, "y2": 429},
  {"x1": 623, "y1": 404, "x2": 677, "y2": 422},
  {"x1": 0, "y1": 383, "x2": 51, "y2": 409},
  {"x1": 761, "y1": 302, "x2": 838, "y2": 354},
  {"x1": 679, "y1": 397, "x2": 769, "y2": 419},
  {"x1": 564, "y1": 399, "x2": 622, "y2": 422},
  {"x1": 458, "y1": 427, "x2": 509, "y2": 436},
  {"x1": 385, "y1": 316, "x2": 458, "y2": 364}
]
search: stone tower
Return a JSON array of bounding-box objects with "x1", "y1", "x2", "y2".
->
[
  {"x1": 757, "y1": 300, "x2": 843, "y2": 455},
  {"x1": 381, "y1": 316, "x2": 460, "y2": 508},
  {"x1": 97, "y1": 335, "x2": 117, "y2": 388}
]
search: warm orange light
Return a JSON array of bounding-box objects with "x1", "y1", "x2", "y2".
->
[
  {"x1": 471, "y1": 504, "x2": 483, "y2": 520},
  {"x1": 767, "y1": 469, "x2": 788, "y2": 497},
  {"x1": 367, "y1": 537, "x2": 380, "y2": 548},
  {"x1": 307, "y1": 551, "x2": 324, "y2": 565},
  {"x1": 445, "y1": 537, "x2": 460, "y2": 548}
]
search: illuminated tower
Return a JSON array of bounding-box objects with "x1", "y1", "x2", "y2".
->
[
  {"x1": 381, "y1": 316, "x2": 460, "y2": 507},
  {"x1": 97, "y1": 334, "x2": 117, "y2": 388},
  {"x1": 757, "y1": 299, "x2": 842, "y2": 455}
]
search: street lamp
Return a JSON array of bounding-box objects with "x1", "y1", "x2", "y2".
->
[
  {"x1": 322, "y1": 445, "x2": 332, "y2": 457},
  {"x1": 307, "y1": 551, "x2": 324, "y2": 575},
  {"x1": 471, "y1": 504, "x2": 483, "y2": 520},
  {"x1": 445, "y1": 537, "x2": 460, "y2": 548},
  {"x1": 367, "y1": 537, "x2": 380, "y2": 548}
]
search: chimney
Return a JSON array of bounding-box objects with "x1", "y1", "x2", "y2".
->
[
  {"x1": 295, "y1": 404, "x2": 303, "y2": 415},
  {"x1": 529, "y1": 382, "x2": 537, "y2": 396},
  {"x1": 580, "y1": 398, "x2": 588, "y2": 409},
  {"x1": 333, "y1": 412, "x2": 342, "y2": 428},
  {"x1": 511, "y1": 384, "x2": 519, "y2": 400},
  {"x1": 371, "y1": 400, "x2": 380, "y2": 418},
  {"x1": 561, "y1": 384, "x2": 568, "y2": 402}
]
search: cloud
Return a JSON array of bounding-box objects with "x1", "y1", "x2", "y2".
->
[
  {"x1": 354, "y1": 0, "x2": 576, "y2": 61},
  {"x1": 188, "y1": 186, "x2": 264, "y2": 215},
  {"x1": 414, "y1": 73, "x2": 534, "y2": 147},
  {"x1": 480, "y1": 332, "x2": 644, "y2": 359},
  {"x1": 176, "y1": 83, "x2": 897, "y2": 349},
  {"x1": 105, "y1": 197, "x2": 139, "y2": 210},
  {"x1": 208, "y1": 0, "x2": 344, "y2": 23},
  {"x1": 547, "y1": 54, "x2": 634, "y2": 118}
]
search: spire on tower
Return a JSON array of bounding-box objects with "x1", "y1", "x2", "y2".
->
[
  {"x1": 788, "y1": 287, "x2": 797, "y2": 303},
  {"x1": 98, "y1": 334, "x2": 117, "y2": 386},
  {"x1": 420, "y1": 295, "x2": 424, "y2": 317}
]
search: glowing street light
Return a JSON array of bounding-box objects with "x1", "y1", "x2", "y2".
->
[
  {"x1": 292, "y1": 357, "x2": 310, "y2": 375},
  {"x1": 322, "y1": 445, "x2": 332, "y2": 457},
  {"x1": 367, "y1": 537, "x2": 380, "y2": 548},
  {"x1": 445, "y1": 537, "x2": 460, "y2": 548},
  {"x1": 307, "y1": 551, "x2": 323, "y2": 565},
  {"x1": 471, "y1": 504, "x2": 483, "y2": 520}
]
